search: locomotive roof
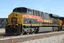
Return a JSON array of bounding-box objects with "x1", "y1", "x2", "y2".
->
[
  {"x1": 13, "y1": 7, "x2": 49, "y2": 14},
  {"x1": 14, "y1": 7, "x2": 27, "y2": 9}
]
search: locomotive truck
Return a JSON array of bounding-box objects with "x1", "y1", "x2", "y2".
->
[{"x1": 5, "y1": 7, "x2": 63, "y2": 35}]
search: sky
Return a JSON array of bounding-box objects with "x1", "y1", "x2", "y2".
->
[{"x1": 0, "y1": 0, "x2": 64, "y2": 18}]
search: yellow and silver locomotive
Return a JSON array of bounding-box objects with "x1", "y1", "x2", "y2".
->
[{"x1": 5, "y1": 7, "x2": 62, "y2": 35}]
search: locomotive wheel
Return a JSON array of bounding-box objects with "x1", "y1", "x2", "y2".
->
[
  {"x1": 58, "y1": 26, "x2": 62, "y2": 31},
  {"x1": 29, "y1": 29, "x2": 32, "y2": 34},
  {"x1": 34, "y1": 27, "x2": 39, "y2": 34}
]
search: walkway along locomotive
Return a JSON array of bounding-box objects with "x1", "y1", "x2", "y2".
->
[{"x1": 5, "y1": 7, "x2": 63, "y2": 35}]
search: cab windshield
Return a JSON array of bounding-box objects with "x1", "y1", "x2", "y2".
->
[{"x1": 13, "y1": 7, "x2": 27, "y2": 13}]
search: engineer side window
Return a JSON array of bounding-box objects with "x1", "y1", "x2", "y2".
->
[{"x1": 27, "y1": 9, "x2": 32, "y2": 14}]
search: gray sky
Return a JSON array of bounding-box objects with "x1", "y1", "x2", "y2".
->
[{"x1": 0, "y1": 0, "x2": 64, "y2": 18}]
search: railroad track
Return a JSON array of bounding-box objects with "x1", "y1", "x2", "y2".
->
[
  {"x1": 0, "y1": 31, "x2": 64, "y2": 43},
  {"x1": 0, "y1": 31, "x2": 64, "y2": 38}
]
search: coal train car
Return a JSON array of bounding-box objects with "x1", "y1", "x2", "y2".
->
[{"x1": 5, "y1": 7, "x2": 62, "y2": 35}]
